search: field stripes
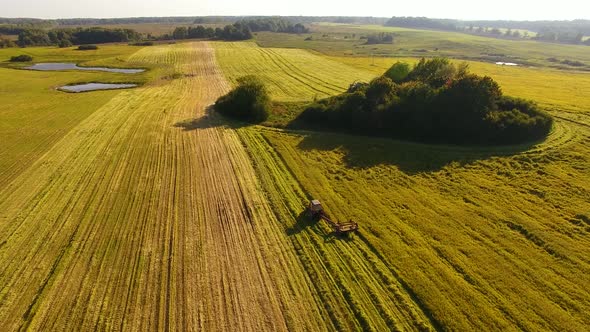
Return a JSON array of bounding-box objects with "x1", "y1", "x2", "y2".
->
[
  {"x1": 213, "y1": 42, "x2": 377, "y2": 101},
  {"x1": 245, "y1": 126, "x2": 590, "y2": 331},
  {"x1": 0, "y1": 42, "x2": 331, "y2": 331}
]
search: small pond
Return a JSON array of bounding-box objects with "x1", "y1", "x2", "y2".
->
[
  {"x1": 495, "y1": 62, "x2": 519, "y2": 66},
  {"x1": 27, "y1": 63, "x2": 144, "y2": 74},
  {"x1": 59, "y1": 83, "x2": 137, "y2": 93}
]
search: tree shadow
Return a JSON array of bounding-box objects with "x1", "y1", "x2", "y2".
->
[
  {"x1": 173, "y1": 105, "x2": 250, "y2": 131},
  {"x1": 296, "y1": 130, "x2": 541, "y2": 174}
]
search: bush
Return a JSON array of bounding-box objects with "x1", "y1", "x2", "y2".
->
[
  {"x1": 58, "y1": 39, "x2": 73, "y2": 48},
  {"x1": 214, "y1": 75, "x2": 270, "y2": 123},
  {"x1": 130, "y1": 41, "x2": 154, "y2": 46},
  {"x1": 384, "y1": 62, "x2": 411, "y2": 83},
  {"x1": 77, "y1": 44, "x2": 98, "y2": 50},
  {"x1": 10, "y1": 54, "x2": 33, "y2": 62}
]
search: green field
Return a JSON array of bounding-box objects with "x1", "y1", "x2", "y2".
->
[
  {"x1": 0, "y1": 25, "x2": 589, "y2": 331},
  {"x1": 214, "y1": 40, "x2": 590, "y2": 330}
]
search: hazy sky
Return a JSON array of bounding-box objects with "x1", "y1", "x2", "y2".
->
[{"x1": 1, "y1": 0, "x2": 588, "y2": 20}]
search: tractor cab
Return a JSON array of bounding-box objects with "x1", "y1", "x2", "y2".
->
[{"x1": 309, "y1": 199, "x2": 323, "y2": 216}]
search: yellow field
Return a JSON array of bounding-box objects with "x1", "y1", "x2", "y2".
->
[
  {"x1": 1, "y1": 39, "x2": 589, "y2": 331},
  {"x1": 0, "y1": 42, "x2": 330, "y2": 331},
  {"x1": 213, "y1": 42, "x2": 375, "y2": 101}
]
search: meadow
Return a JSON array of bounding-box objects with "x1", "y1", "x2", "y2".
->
[
  {"x1": 0, "y1": 24, "x2": 588, "y2": 331},
  {"x1": 214, "y1": 40, "x2": 590, "y2": 330}
]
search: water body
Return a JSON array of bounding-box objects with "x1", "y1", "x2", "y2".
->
[
  {"x1": 27, "y1": 63, "x2": 144, "y2": 74},
  {"x1": 59, "y1": 83, "x2": 137, "y2": 93},
  {"x1": 495, "y1": 62, "x2": 519, "y2": 66}
]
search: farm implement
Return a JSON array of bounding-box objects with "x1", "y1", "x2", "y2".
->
[{"x1": 307, "y1": 199, "x2": 359, "y2": 234}]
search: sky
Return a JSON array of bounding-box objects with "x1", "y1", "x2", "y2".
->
[{"x1": 0, "y1": 0, "x2": 589, "y2": 21}]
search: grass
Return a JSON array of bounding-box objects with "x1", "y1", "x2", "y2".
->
[
  {"x1": 238, "y1": 123, "x2": 590, "y2": 330},
  {"x1": 213, "y1": 41, "x2": 375, "y2": 102},
  {"x1": 212, "y1": 40, "x2": 590, "y2": 330}
]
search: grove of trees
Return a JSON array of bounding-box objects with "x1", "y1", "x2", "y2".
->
[
  {"x1": 237, "y1": 18, "x2": 309, "y2": 34},
  {"x1": 214, "y1": 75, "x2": 270, "y2": 123},
  {"x1": 297, "y1": 58, "x2": 553, "y2": 145},
  {"x1": 17, "y1": 27, "x2": 141, "y2": 47},
  {"x1": 171, "y1": 23, "x2": 252, "y2": 41}
]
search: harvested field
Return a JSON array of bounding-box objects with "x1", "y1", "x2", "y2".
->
[{"x1": 0, "y1": 42, "x2": 330, "y2": 331}]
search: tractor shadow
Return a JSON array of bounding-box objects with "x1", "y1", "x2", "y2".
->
[
  {"x1": 286, "y1": 211, "x2": 319, "y2": 236},
  {"x1": 296, "y1": 131, "x2": 540, "y2": 175},
  {"x1": 286, "y1": 210, "x2": 356, "y2": 242}
]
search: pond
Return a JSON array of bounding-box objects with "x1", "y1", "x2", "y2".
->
[
  {"x1": 495, "y1": 62, "x2": 519, "y2": 66},
  {"x1": 27, "y1": 63, "x2": 144, "y2": 74},
  {"x1": 59, "y1": 83, "x2": 138, "y2": 93}
]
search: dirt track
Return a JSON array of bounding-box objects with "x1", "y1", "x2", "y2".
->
[{"x1": 0, "y1": 43, "x2": 330, "y2": 331}]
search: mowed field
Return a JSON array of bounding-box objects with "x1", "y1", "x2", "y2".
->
[
  {"x1": 213, "y1": 42, "x2": 590, "y2": 330},
  {"x1": 0, "y1": 42, "x2": 345, "y2": 331},
  {"x1": 0, "y1": 38, "x2": 589, "y2": 331}
]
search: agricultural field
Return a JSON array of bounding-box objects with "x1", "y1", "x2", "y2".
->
[
  {"x1": 213, "y1": 42, "x2": 375, "y2": 101},
  {"x1": 255, "y1": 23, "x2": 590, "y2": 70},
  {"x1": 0, "y1": 25, "x2": 589, "y2": 332},
  {"x1": 213, "y1": 40, "x2": 590, "y2": 330}
]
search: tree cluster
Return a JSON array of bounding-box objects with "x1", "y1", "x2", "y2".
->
[
  {"x1": 170, "y1": 23, "x2": 252, "y2": 41},
  {"x1": 0, "y1": 37, "x2": 16, "y2": 48},
  {"x1": 365, "y1": 32, "x2": 394, "y2": 45},
  {"x1": 214, "y1": 75, "x2": 271, "y2": 123},
  {"x1": 534, "y1": 27, "x2": 586, "y2": 44},
  {"x1": 17, "y1": 27, "x2": 141, "y2": 47},
  {"x1": 10, "y1": 54, "x2": 33, "y2": 62},
  {"x1": 297, "y1": 58, "x2": 552, "y2": 145},
  {"x1": 236, "y1": 18, "x2": 309, "y2": 34},
  {"x1": 385, "y1": 17, "x2": 458, "y2": 31}
]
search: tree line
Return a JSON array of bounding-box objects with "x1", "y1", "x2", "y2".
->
[
  {"x1": 169, "y1": 23, "x2": 252, "y2": 41},
  {"x1": 296, "y1": 58, "x2": 553, "y2": 145},
  {"x1": 236, "y1": 18, "x2": 309, "y2": 33},
  {"x1": 16, "y1": 27, "x2": 141, "y2": 47}
]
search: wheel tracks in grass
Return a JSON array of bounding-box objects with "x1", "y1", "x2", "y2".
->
[
  {"x1": 253, "y1": 47, "x2": 334, "y2": 97},
  {"x1": 258, "y1": 48, "x2": 345, "y2": 94},
  {"x1": 1, "y1": 42, "x2": 336, "y2": 330},
  {"x1": 14, "y1": 87, "x2": 167, "y2": 330},
  {"x1": 0, "y1": 93, "x2": 149, "y2": 329},
  {"x1": 237, "y1": 128, "x2": 436, "y2": 331}
]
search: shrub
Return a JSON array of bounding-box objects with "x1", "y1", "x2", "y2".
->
[
  {"x1": 58, "y1": 39, "x2": 73, "y2": 48},
  {"x1": 384, "y1": 62, "x2": 411, "y2": 83},
  {"x1": 10, "y1": 54, "x2": 33, "y2": 62},
  {"x1": 130, "y1": 41, "x2": 154, "y2": 46},
  {"x1": 214, "y1": 75, "x2": 270, "y2": 123},
  {"x1": 77, "y1": 44, "x2": 98, "y2": 50}
]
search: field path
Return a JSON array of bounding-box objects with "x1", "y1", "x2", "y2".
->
[{"x1": 0, "y1": 42, "x2": 330, "y2": 331}]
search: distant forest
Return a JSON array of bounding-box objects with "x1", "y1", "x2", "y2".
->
[{"x1": 2, "y1": 16, "x2": 589, "y2": 47}]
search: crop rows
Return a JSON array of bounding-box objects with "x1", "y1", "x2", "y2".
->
[
  {"x1": 0, "y1": 42, "x2": 335, "y2": 331},
  {"x1": 213, "y1": 42, "x2": 376, "y2": 101},
  {"x1": 238, "y1": 125, "x2": 590, "y2": 330}
]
